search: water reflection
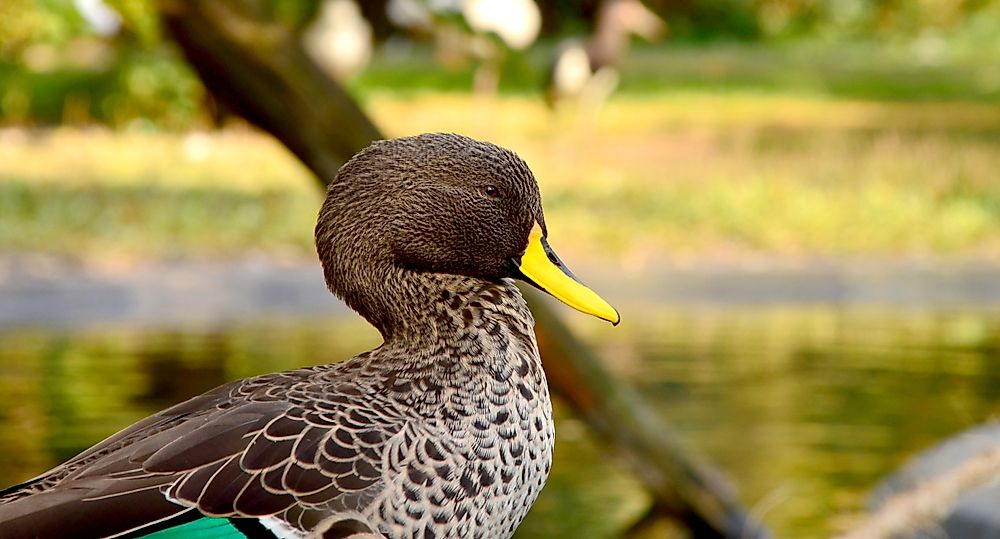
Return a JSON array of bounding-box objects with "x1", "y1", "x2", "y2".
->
[{"x1": 1, "y1": 307, "x2": 998, "y2": 538}]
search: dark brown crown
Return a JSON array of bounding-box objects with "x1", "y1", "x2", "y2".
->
[{"x1": 314, "y1": 133, "x2": 544, "y2": 335}]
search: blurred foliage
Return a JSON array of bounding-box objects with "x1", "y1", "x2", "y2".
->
[
  {"x1": 4, "y1": 94, "x2": 1000, "y2": 262},
  {"x1": 0, "y1": 0, "x2": 201, "y2": 128},
  {"x1": 3, "y1": 0, "x2": 1000, "y2": 128},
  {"x1": 4, "y1": 1, "x2": 1000, "y2": 260}
]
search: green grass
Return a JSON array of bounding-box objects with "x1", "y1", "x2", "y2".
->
[
  {"x1": 613, "y1": 42, "x2": 1000, "y2": 102},
  {"x1": 0, "y1": 129, "x2": 319, "y2": 260},
  {"x1": 4, "y1": 92, "x2": 1000, "y2": 264},
  {"x1": 351, "y1": 41, "x2": 1000, "y2": 103},
  {"x1": 0, "y1": 181, "x2": 318, "y2": 258}
]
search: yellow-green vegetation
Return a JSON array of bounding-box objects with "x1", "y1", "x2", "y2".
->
[
  {"x1": 4, "y1": 93, "x2": 1000, "y2": 264},
  {"x1": 0, "y1": 129, "x2": 319, "y2": 261},
  {"x1": 4, "y1": 309, "x2": 1000, "y2": 537}
]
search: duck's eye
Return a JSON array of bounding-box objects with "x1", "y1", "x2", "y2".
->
[{"x1": 484, "y1": 185, "x2": 501, "y2": 199}]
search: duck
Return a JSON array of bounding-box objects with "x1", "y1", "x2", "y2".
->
[{"x1": 0, "y1": 133, "x2": 619, "y2": 538}]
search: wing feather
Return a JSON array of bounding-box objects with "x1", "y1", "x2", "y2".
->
[{"x1": 0, "y1": 365, "x2": 420, "y2": 538}]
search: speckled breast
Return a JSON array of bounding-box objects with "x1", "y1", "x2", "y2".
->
[{"x1": 362, "y1": 297, "x2": 555, "y2": 539}]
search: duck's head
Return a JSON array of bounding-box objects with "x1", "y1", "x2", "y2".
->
[{"x1": 315, "y1": 133, "x2": 618, "y2": 335}]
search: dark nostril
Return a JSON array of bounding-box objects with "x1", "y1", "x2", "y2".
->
[{"x1": 540, "y1": 238, "x2": 560, "y2": 266}]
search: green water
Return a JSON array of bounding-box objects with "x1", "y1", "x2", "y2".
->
[{"x1": 1, "y1": 307, "x2": 999, "y2": 538}]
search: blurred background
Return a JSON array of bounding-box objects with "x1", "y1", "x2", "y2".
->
[{"x1": 3, "y1": 0, "x2": 1000, "y2": 537}]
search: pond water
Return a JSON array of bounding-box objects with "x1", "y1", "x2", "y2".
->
[{"x1": 1, "y1": 306, "x2": 999, "y2": 538}]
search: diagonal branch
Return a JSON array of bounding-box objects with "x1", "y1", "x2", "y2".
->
[
  {"x1": 529, "y1": 291, "x2": 768, "y2": 538},
  {"x1": 159, "y1": 0, "x2": 382, "y2": 184}
]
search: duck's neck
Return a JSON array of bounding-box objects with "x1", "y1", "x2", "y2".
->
[{"x1": 351, "y1": 264, "x2": 532, "y2": 346}]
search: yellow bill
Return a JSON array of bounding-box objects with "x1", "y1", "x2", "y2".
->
[{"x1": 517, "y1": 223, "x2": 620, "y2": 325}]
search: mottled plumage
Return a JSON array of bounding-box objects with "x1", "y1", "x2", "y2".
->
[{"x1": 0, "y1": 133, "x2": 615, "y2": 538}]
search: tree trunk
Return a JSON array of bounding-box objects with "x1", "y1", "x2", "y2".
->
[{"x1": 159, "y1": 0, "x2": 381, "y2": 185}]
